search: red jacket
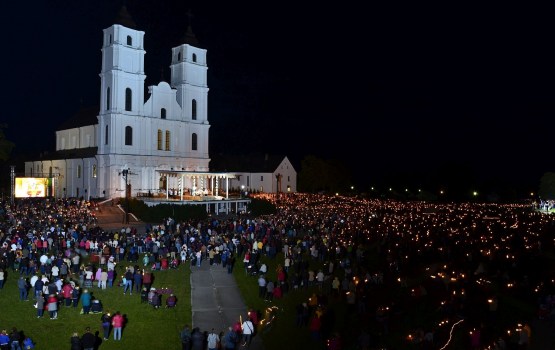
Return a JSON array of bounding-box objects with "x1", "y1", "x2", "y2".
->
[
  {"x1": 62, "y1": 283, "x2": 73, "y2": 299},
  {"x1": 112, "y1": 314, "x2": 124, "y2": 328}
]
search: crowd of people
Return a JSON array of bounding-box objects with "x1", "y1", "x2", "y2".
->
[{"x1": 2, "y1": 193, "x2": 555, "y2": 349}]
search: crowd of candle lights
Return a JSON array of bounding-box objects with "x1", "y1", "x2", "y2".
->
[{"x1": 251, "y1": 193, "x2": 553, "y2": 348}]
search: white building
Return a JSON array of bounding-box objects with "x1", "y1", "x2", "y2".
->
[{"x1": 25, "y1": 7, "x2": 296, "y2": 200}]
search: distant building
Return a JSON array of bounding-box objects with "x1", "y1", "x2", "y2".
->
[
  {"x1": 210, "y1": 153, "x2": 297, "y2": 194},
  {"x1": 24, "y1": 6, "x2": 296, "y2": 200}
]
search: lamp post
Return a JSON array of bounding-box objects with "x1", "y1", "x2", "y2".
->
[{"x1": 121, "y1": 169, "x2": 129, "y2": 224}]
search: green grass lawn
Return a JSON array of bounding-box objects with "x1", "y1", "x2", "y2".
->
[{"x1": 0, "y1": 258, "x2": 191, "y2": 350}]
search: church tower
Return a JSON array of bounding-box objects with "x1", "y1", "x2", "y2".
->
[
  {"x1": 98, "y1": 5, "x2": 146, "y2": 155},
  {"x1": 170, "y1": 11, "x2": 210, "y2": 127}
]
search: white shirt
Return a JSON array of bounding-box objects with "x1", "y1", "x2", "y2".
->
[{"x1": 242, "y1": 320, "x2": 254, "y2": 335}]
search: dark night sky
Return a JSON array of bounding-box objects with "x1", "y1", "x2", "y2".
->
[{"x1": 2, "y1": 1, "x2": 555, "y2": 192}]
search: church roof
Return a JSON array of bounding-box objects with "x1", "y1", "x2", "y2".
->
[
  {"x1": 181, "y1": 9, "x2": 199, "y2": 46},
  {"x1": 56, "y1": 107, "x2": 98, "y2": 131},
  {"x1": 210, "y1": 153, "x2": 290, "y2": 173},
  {"x1": 114, "y1": 5, "x2": 137, "y2": 29},
  {"x1": 34, "y1": 147, "x2": 98, "y2": 161}
]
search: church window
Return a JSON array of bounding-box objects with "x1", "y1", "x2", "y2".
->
[
  {"x1": 109, "y1": 34, "x2": 112, "y2": 44},
  {"x1": 192, "y1": 53, "x2": 197, "y2": 62},
  {"x1": 105, "y1": 125, "x2": 108, "y2": 145},
  {"x1": 106, "y1": 87, "x2": 110, "y2": 110},
  {"x1": 178, "y1": 52, "x2": 182, "y2": 61},
  {"x1": 127, "y1": 35, "x2": 132, "y2": 46},
  {"x1": 165, "y1": 131, "x2": 171, "y2": 151},
  {"x1": 77, "y1": 165, "x2": 82, "y2": 179},
  {"x1": 125, "y1": 126, "x2": 133, "y2": 146},
  {"x1": 125, "y1": 88, "x2": 132, "y2": 111},
  {"x1": 92, "y1": 164, "x2": 97, "y2": 178},
  {"x1": 161, "y1": 108, "x2": 166, "y2": 119},
  {"x1": 192, "y1": 99, "x2": 197, "y2": 120},
  {"x1": 191, "y1": 133, "x2": 198, "y2": 151},
  {"x1": 261, "y1": 176, "x2": 263, "y2": 181},
  {"x1": 157, "y1": 130, "x2": 163, "y2": 150}
]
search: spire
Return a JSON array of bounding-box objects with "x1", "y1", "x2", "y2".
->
[
  {"x1": 181, "y1": 9, "x2": 199, "y2": 46},
  {"x1": 115, "y1": 4, "x2": 137, "y2": 29}
]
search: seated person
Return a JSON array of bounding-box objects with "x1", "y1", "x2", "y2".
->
[
  {"x1": 148, "y1": 288, "x2": 161, "y2": 308},
  {"x1": 166, "y1": 294, "x2": 177, "y2": 308},
  {"x1": 91, "y1": 299, "x2": 103, "y2": 313}
]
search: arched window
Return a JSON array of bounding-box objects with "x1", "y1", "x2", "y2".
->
[
  {"x1": 125, "y1": 88, "x2": 132, "y2": 111},
  {"x1": 92, "y1": 164, "x2": 97, "y2": 178},
  {"x1": 191, "y1": 133, "x2": 198, "y2": 151},
  {"x1": 105, "y1": 125, "x2": 109, "y2": 145},
  {"x1": 178, "y1": 52, "x2": 182, "y2": 61},
  {"x1": 157, "y1": 130, "x2": 163, "y2": 150},
  {"x1": 109, "y1": 34, "x2": 112, "y2": 44},
  {"x1": 106, "y1": 87, "x2": 110, "y2": 110},
  {"x1": 77, "y1": 165, "x2": 82, "y2": 179},
  {"x1": 165, "y1": 131, "x2": 171, "y2": 151},
  {"x1": 191, "y1": 99, "x2": 197, "y2": 120},
  {"x1": 161, "y1": 108, "x2": 166, "y2": 119},
  {"x1": 125, "y1": 126, "x2": 133, "y2": 145},
  {"x1": 127, "y1": 35, "x2": 132, "y2": 46},
  {"x1": 192, "y1": 53, "x2": 197, "y2": 62}
]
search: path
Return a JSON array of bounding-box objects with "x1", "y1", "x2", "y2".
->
[{"x1": 94, "y1": 201, "x2": 265, "y2": 349}]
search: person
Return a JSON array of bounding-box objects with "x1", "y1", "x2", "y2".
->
[
  {"x1": 70, "y1": 332, "x2": 81, "y2": 350},
  {"x1": 190, "y1": 327, "x2": 204, "y2": 350},
  {"x1": 17, "y1": 276, "x2": 28, "y2": 301},
  {"x1": 101, "y1": 312, "x2": 112, "y2": 340},
  {"x1": 81, "y1": 327, "x2": 95, "y2": 350},
  {"x1": 22, "y1": 336, "x2": 34, "y2": 350},
  {"x1": 71, "y1": 285, "x2": 80, "y2": 308},
  {"x1": 9, "y1": 327, "x2": 21, "y2": 350},
  {"x1": 91, "y1": 299, "x2": 103, "y2": 313},
  {"x1": 47, "y1": 293, "x2": 58, "y2": 319},
  {"x1": 223, "y1": 326, "x2": 237, "y2": 350},
  {"x1": 0, "y1": 268, "x2": 5, "y2": 289},
  {"x1": 0, "y1": 330, "x2": 9, "y2": 349},
  {"x1": 259, "y1": 263, "x2": 267, "y2": 275},
  {"x1": 62, "y1": 281, "x2": 73, "y2": 307},
  {"x1": 207, "y1": 328, "x2": 220, "y2": 350},
  {"x1": 180, "y1": 324, "x2": 192, "y2": 350},
  {"x1": 81, "y1": 289, "x2": 92, "y2": 314},
  {"x1": 36, "y1": 291, "x2": 45, "y2": 318},
  {"x1": 166, "y1": 293, "x2": 177, "y2": 308},
  {"x1": 112, "y1": 311, "x2": 124, "y2": 341},
  {"x1": 142, "y1": 270, "x2": 153, "y2": 291},
  {"x1": 123, "y1": 267, "x2": 133, "y2": 295},
  {"x1": 140, "y1": 287, "x2": 149, "y2": 303},
  {"x1": 241, "y1": 316, "x2": 255, "y2": 347}
]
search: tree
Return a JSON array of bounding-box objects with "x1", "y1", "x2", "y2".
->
[
  {"x1": 298, "y1": 155, "x2": 352, "y2": 193},
  {"x1": 0, "y1": 124, "x2": 14, "y2": 161},
  {"x1": 539, "y1": 172, "x2": 555, "y2": 200}
]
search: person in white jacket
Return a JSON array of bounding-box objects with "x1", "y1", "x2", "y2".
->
[{"x1": 241, "y1": 317, "x2": 255, "y2": 347}]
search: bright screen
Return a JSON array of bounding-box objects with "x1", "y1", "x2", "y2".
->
[{"x1": 15, "y1": 177, "x2": 48, "y2": 198}]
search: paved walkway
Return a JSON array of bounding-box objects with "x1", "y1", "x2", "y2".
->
[
  {"x1": 95, "y1": 202, "x2": 264, "y2": 349},
  {"x1": 190, "y1": 261, "x2": 264, "y2": 349}
]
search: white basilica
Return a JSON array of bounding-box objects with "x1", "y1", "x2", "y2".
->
[
  {"x1": 25, "y1": 6, "x2": 296, "y2": 200},
  {"x1": 25, "y1": 9, "x2": 219, "y2": 200},
  {"x1": 25, "y1": 7, "x2": 297, "y2": 201}
]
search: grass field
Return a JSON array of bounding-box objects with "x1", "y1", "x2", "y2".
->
[{"x1": 0, "y1": 260, "x2": 191, "y2": 350}]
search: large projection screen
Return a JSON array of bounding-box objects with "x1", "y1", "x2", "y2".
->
[{"x1": 15, "y1": 177, "x2": 48, "y2": 198}]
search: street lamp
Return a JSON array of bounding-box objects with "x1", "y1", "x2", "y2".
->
[{"x1": 120, "y1": 169, "x2": 130, "y2": 224}]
